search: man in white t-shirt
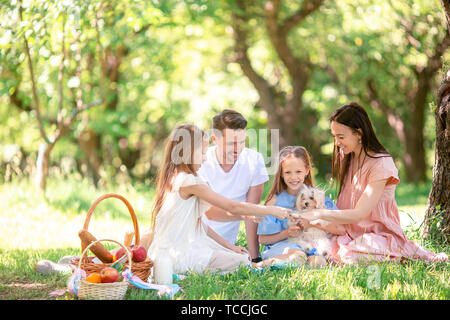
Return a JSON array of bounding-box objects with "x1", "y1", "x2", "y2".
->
[{"x1": 198, "y1": 110, "x2": 269, "y2": 262}]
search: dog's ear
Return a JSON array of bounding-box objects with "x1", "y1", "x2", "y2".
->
[
  {"x1": 295, "y1": 185, "x2": 306, "y2": 208},
  {"x1": 299, "y1": 184, "x2": 308, "y2": 193},
  {"x1": 314, "y1": 188, "x2": 326, "y2": 209},
  {"x1": 295, "y1": 196, "x2": 302, "y2": 211}
]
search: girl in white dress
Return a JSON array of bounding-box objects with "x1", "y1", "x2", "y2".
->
[{"x1": 147, "y1": 124, "x2": 297, "y2": 275}]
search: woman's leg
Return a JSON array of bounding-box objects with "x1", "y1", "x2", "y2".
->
[{"x1": 206, "y1": 250, "x2": 251, "y2": 274}]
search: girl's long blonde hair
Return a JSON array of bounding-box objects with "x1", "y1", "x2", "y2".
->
[
  {"x1": 150, "y1": 124, "x2": 206, "y2": 230},
  {"x1": 264, "y1": 146, "x2": 314, "y2": 204}
]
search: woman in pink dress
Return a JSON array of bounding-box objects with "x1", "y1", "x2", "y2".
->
[{"x1": 299, "y1": 102, "x2": 448, "y2": 264}]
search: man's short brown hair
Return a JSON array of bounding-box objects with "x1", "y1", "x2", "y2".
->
[{"x1": 212, "y1": 109, "x2": 247, "y2": 131}]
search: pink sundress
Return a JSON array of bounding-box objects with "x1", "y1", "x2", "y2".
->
[{"x1": 329, "y1": 154, "x2": 448, "y2": 264}]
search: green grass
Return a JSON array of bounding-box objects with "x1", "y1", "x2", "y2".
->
[{"x1": 0, "y1": 176, "x2": 449, "y2": 300}]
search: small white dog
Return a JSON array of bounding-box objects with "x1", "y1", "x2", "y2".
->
[{"x1": 288, "y1": 185, "x2": 333, "y2": 258}]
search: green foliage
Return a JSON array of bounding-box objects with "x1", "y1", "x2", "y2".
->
[
  {"x1": 0, "y1": 0, "x2": 447, "y2": 183},
  {"x1": 423, "y1": 205, "x2": 448, "y2": 246},
  {"x1": 312, "y1": 0, "x2": 448, "y2": 171}
]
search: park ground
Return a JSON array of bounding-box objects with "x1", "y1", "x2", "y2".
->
[{"x1": 0, "y1": 176, "x2": 449, "y2": 300}]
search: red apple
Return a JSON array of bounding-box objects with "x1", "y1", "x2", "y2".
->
[
  {"x1": 100, "y1": 267, "x2": 120, "y2": 283},
  {"x1": 114, "y1": 247, "x2": 127, "y2": 262},
  {"x1": 131, "y1": 245, "x2": 147, "y2": 262}
]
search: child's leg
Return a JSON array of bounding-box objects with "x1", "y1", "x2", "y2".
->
[{"x1": 253, "y1": 248, "x2": 307, "y2": 268}]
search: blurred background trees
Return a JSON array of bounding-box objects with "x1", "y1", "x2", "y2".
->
[{"x1": 1, "y1": 0, "x2": 448, "y2": 194}]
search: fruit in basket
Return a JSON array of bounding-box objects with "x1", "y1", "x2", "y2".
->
[
  {"x1": 113, "y1": 247, "x2": 128, "y2": 262},
  {"x1": 86, "y1": 272, "x2": 102, "y2": 283},
  {"x1": 100, "y1": 267, "x2": 120, "y2": 283},
  {"x1": 131, "y1": 245, "x2": 147, "y2": 262}
]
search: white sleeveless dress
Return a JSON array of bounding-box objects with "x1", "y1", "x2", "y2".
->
[{"x1": 148, "y1": 172, "x2": 250, "y2": 274}]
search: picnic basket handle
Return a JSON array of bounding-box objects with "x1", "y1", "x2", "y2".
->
[
  {"x1": 78, "y1": 238, "x2": 133, "y2": 271},
  {"x1": 82, "y1": 193, "x2": 140, "y2": 250}
]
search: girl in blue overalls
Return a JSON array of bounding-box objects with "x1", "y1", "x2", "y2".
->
[{"x1": 257, "y1": 146, "x2": 345, "y2": 267}]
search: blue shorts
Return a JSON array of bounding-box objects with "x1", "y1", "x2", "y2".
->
[
  {"x1": 261, "y1": 240, "x2": 319, "y2": 260},
  {"x1": 261, "y1": 240, "x2": 303, "y2": 260}
]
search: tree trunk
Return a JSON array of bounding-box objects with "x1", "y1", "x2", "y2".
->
[
  {"x1": 78, "y1": 128, "x2": 103, "y2": 187},
  {"x1": 423, "y1": 69, "x2": 450, "y2": 244},
  {"x1": 423, "y1": 0, "x2": 450, "y2": 244},
  {"x1": 231, "y1": 0, "x2": 323, "y2": 159},
  {"x1": 35, "y1": 142, "x2": 53, "y2": 192},
  {"x1": 404, "y1": 96, "x2": 427, "y2": 182}
]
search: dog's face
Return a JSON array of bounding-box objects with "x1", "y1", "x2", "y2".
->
[{"x1": 295, "y1": 185, "x2": 326, "y2": 210}]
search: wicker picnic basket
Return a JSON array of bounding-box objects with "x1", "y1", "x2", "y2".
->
[
  {"x1": 77, "y1": 239, "x2": 131, "y2": 300},
  {"x1": 70, "y1": 193, "x2": 153, "y2": 283}
]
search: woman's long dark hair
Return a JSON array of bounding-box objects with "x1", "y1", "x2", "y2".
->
[{"x1": 330, "y1": 102, "x2": 391, "y2": 197}]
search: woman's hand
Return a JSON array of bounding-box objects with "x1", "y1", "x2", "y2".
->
[
  {"x1": 298, "y1": 209, "x2": 321, "y2": 222},
  {"x1": 268, "y1": 206, "x2": 291, "y2": 220},
  {"x1": 288, "y1": 213, "x2": 301, "y2": 225}
]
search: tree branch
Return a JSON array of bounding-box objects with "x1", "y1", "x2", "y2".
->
[
  {"x1": 422, "y1": 31, "x2": 450, "y2": 76},
  {"x1": 440, "y1": 0, "x2": 450, "y2": 29},
  {"x1": 280, "y1": 0, "x2": 324, "y2": 35},
  {"x1": 70, "y1": 99, "x2": 104, "y2": 121},
  {"x1": 19, "y1": 0, "x2": 50, "y2": 144},
  {"x1": 265, "y1": 0, "x2": 298, "y2": 75},
  {"x1": 57, "y1": 15, "x2": 66, "y2": 124},
  {"x1": 94, "y1": 3, "x2": 107, "y2": 95},
  {"x1": 231, "y1": 1, "x2": 279, "y2": 112},
  {"x1": 388, "y1": 0, "x2": 450, "y2": 78},
  {"x1": 264, "y1": 0, "x2": 320, "y2": 118},
  {"x1": 73, "y1": 27, "x2": 83, "y2": 111},
  {"x1": 134, "y1": 23, "x2": 152, "y2": 35},
  {"x1": 10, "y1": 87, "x2": 32, "y2": 113},
  {"x1": 366, "y1": 78, "x2": 406, "y2": 143}
]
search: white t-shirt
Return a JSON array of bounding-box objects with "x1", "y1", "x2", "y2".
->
[{"x1": 197, "y1": 146, "x2": 269, "y2": 244}]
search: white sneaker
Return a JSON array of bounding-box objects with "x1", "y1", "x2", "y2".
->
[{"x1": 35, "y1": 260, "x2": 73, "y2": 275}]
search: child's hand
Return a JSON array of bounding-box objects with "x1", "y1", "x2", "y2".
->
[
  {"x1": 287, "y1": 225, "x2": 301, "y2": 238},
  {"x1": 231, "y1": 245, "x2": 248, "y2": 255},
  {"x1": 269, "y1": 206, "x2": 291, "y2": 220},
  {"x1": 244, "y1": 215, "x2": 265, "y2": 223},
  {"x1": 298, "y1": 218, "x2": 312, "y2": 230},
  {"x1": 288, "y1": 213, "x2": 302, "y2": 225}
]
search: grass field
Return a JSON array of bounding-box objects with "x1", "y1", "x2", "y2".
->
[{"x1": 0, "y1": 176, "x2": 448, "y2": 300}]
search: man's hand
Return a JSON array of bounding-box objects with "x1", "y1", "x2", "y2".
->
[{"x1": 230, "y1": 245, "x2": 249, "y2": 255}]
